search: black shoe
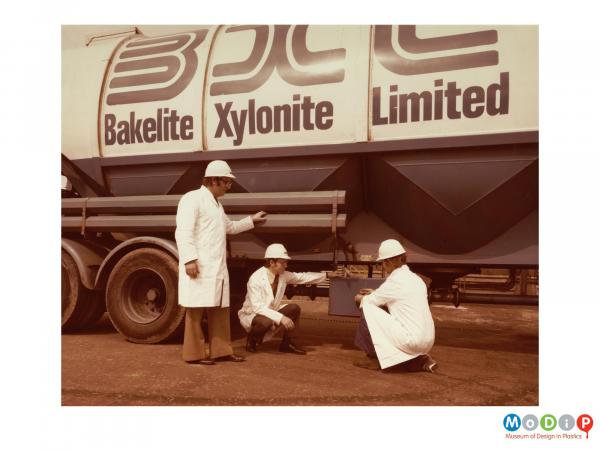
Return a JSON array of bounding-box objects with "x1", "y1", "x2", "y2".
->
[
  {"x1": 246, "y1": 336, "x2": 258, "y2": 353},
  {"x1": 421, "y1": 355, "x2": 438, "y2": 373},
  {"x1": 279, "y1": 341, "x2": 306, "y2": 355},
  {"x1": 186, "y1": 358, "x2": 215, "y2": 365},
  {"x1": 216, "y1": 354, "x2": 246, "y2": 362}
]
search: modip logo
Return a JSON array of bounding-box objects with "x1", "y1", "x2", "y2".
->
[
  {"x1": 578, "y1": 414, "x2": 594, "y2": 439},
  {"x1": 503, "y1": 413, "x2": 594, "y2": 440},
  {"x1": 503, "y1": 414, "x2": 521, "y2": 432}
]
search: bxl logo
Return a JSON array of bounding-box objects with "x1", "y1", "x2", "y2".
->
[{"x1": 503, "y1": 414, "x2": 521, "y2": 432}]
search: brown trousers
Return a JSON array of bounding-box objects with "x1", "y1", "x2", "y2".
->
[{"x1": 182, "y1": 307, "x2": 233, "y2": 361}]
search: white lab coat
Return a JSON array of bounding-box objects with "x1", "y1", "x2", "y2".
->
[
  {"x1": 360, "y1": 265, "x2": 435, "y2": 369},
  {"x1": 175, "y1": 185, "x2": 254, "y2": 308},
  {"x1": 238, "y1": 266, "x2": 326, "y2": 338}
]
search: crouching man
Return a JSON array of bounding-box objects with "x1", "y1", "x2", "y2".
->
[
  {"x1": 238, "y1": 243, "x2": 327, "y2": 355},
  {"x1": 353, "y1": 239, "x2": 437, "y2": 372}
]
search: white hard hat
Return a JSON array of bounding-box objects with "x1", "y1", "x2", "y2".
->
[
  {"x1": 204, "y1": 160, "x2": 236, "y2": 179},
  {"x1": 264, "y1": 243, "x2": 291, "y2": 260},
  {"x1": 376, "y1": 239, "x2": 406, "y2": 261}
]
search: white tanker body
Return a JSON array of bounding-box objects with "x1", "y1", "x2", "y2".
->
[{"x1": 61, "y1": 25, "x2": 538, "y2": 343}]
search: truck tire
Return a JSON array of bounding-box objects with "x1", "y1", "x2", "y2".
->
[
  {"x1": 106, "y1": 247, "x2": 184, "y2": 344},
  {"x1": 78, "y1": 291, "x2": 106, "y2": 328},
  {"x1": 62, "y1": 250, "x2": 99, "y2": 331}
]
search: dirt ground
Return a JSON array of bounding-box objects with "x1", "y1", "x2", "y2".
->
[{"x1": 61, "y1": 298, "x2": 538, "y2": 406}]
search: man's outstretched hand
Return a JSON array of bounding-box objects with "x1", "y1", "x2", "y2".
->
[{"x1": 252, "y1": 211, "x2": 268, "y2": 224}]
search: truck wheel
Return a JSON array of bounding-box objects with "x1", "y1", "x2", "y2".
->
[
  {"x1": 78, "y1": 291, "x2": 106, "y2": 328},
  {"x1": 106, "y1": 248, "x2": 184, "y2": 344},
  {"x1": 62, "y1": 250, "x2": 98, "y2": 331}
]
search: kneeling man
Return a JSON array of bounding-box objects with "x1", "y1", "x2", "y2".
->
[
  {"x1": 238, "y1": 243, "x2": 327, "y2": 355},
  {"x1": 354, "y1": 239, "x2": 437, "y2": 372}
]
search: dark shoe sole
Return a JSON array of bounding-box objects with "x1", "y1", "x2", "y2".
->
[
  {"x1": 186, "y1": 359, "x2": 215, "y2": 365},
  {"x1": 216, "y1": 355, "x2": 246, "y2": 362},
  {"x1": 279, "y1": 342, "x2": 307, "y2": 354},
  {"x1": 279, "y1": 349, "x2": 307, "y2": 355}
]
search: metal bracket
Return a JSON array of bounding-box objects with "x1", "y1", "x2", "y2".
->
[
  {"x1": 331, "y1": 192, "x2": 339, "y2": 265},
  {"x1": 331, "y1": 192, "x2": 338, "y2": 234},
  {"x1": 80, "y1": 198, "x2": 89, "y2": 236}
]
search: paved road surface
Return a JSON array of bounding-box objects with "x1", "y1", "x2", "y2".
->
[{"x1": 62, "y1": 299, "x2": 538, "y2": 406}]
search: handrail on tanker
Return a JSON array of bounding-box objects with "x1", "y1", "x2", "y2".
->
[{"x1": 61, "y1": 190, "x2": 347, "y2": 235}]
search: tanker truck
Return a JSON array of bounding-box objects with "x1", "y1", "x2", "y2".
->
[{"x1": 61, "y1": 25, "x2": 538, "y2": 343}]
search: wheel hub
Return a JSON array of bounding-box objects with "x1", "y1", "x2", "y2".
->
[{"x1": 121, "y1": 269, "x2": 167, "y2": 324}]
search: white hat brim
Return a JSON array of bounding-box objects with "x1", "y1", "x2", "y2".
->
[{"x1": 377, "y1": 251, "x2": 405, "y2": 262}]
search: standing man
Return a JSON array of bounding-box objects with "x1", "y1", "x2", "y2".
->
[
  {"x1": 175, "y1": 160, "x2": 267, "y2": 365},
  {"x1": 353, "y1": 239, "x2": 437, "y2": 372},
  {"x1": 238, "y1": 243, "x2": 329, "y2": 355}
]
